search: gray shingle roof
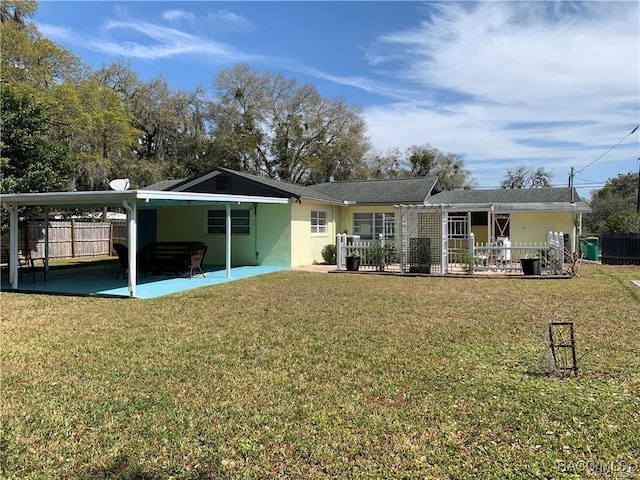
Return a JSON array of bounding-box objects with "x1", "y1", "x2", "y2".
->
[
  {"x1": 426, "y1": 187, "x2": 589, "y2": 211},
  {"x1": 215, "y1": 168, "x2": 341, "y2": 203},
  {"x1": 310, "y1": 176, "x2": 441, "y2": 204},
  {"x1": 143, "y1": 168, "x2": 585, "y2": 212},
  {"x1": 424, "y1": 187, "x2": 585, "y2": 205},
  {"x1": 156, "y1": 167, "x2": 440, "y2": 204},
  {"x1": 142, "y1": 179, "x2": 184, "y2": 191}
]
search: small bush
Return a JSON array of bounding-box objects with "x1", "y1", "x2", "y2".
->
[{"x1": 321, "y1": 244, "x2": 337, "y2": 264}]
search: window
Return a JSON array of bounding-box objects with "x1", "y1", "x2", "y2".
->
[
  {"x1": 353, "y1": 212, "x2": 394, "y2": 240},
  {"x1": 207, "y1": 209, "x2": 250, "y2": 235},
  {"x1": 311, "y1": 210, "x2": 327, "y2": 234},
  {"x1": 447, "y1": 215, "x2": 468, "y2": 238}
]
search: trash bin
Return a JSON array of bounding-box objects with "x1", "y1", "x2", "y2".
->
[{"x1": 579, "y1": 236, "x2": 599, "y2": 261}]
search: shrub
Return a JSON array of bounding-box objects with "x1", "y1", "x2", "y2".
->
[{"x1": 321, "y1": 244, "x2": 337, "y2": 264}]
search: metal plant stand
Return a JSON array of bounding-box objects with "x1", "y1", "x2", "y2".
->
[{"x1": 548, "y1": 322, "x2": 578, "y2": 376}]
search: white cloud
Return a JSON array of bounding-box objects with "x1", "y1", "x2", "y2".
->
[
  {"x1": 208, "y1": 10, "x2": 250, "y2": 28},
  {"x1": 162, "y1": 10, "x2": 196, "y2": 22},
  {"x1": 361, "y1": 1, "x2": 640, "y2": 188}
]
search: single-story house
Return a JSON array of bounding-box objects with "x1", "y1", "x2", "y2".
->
[
  {"x1": 1, "y1": 166, "x2": 591, "y2": 294},
  {"x1": 142, "y1": 167, "x2": 444, "y2": 268},
  {"x1": 145, "y1": 166, "x2": 589, "y2": 265}
]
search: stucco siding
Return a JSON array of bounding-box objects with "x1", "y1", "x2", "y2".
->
[
  {"x1": 255, "y1": 203, "x2": 291, "y2": 267},
  {"x1": 335, "y1": 206, "x2": 351, "y2": 235},
  {"x1": 510, "y1": 212, "x2": 576, "y2": 244},
  {"x1": 157, "y1": 203, "x2": 292, "y2": 267},
  {"x1": 157, "y1": 206, "x2": 206, "y2": 242},
  {"x1": 290, "y1": 200, "x2": 337, "y2": 266}
]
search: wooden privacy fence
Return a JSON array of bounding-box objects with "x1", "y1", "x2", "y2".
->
[
  {"x1": 1, "y1": 221, "x2": 118, "y2": 260},
  {"x1": 600, "y1": 233, "x2": 640, "y2": 265}
]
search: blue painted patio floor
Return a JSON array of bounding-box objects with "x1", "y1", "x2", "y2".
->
[{"x1": 0, "y1": 263, "x2": 289, "y2": 299}]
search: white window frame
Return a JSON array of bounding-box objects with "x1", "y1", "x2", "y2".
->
[
  {"x1": 311, "y1": 210, "x2": 327, "y2": 235},
  {"x1": 353, "y1": 212, "x2": 394, "y2": 240}
]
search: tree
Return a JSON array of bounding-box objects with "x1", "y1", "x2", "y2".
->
[
  {"x1": 1, "y1": 0, "x2": 84, "y2": 93},
  {"x1": 406, "y1": 144, "x2": 475, "y2": 189},
  {"x1": 208, "y1": 64, "x2": 370, "y2": 184},
  {"x1": 501, "y1": 166, "x2": 552, "y2": 189},
  {"x1": 585, "y1": 172, "x2": 640, "y2": 233},
  {"x1": 1, "y1": 86, "x2": 74, "y2": 195},
  {"x1": 0, "y1": 0, "x2": 37, "y2": 23},
  {"x1": 46, "y1": 76, "x2": 142, "y2": 190},
  {"x1": 98, "y1": 61, "x2": 209, "y2": 186},
  {"x1": 364, "y1": 148, "x2": 404, "y2": 179}
]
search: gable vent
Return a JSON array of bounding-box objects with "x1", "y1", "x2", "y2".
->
[{"x1": 216, "y1": 175, "x2": 230, "y2": 193}]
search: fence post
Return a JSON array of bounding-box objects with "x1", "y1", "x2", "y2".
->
[
  {"x1": 558, "y1": 232, "x2": 564, "y2": 264},
  {"x1": 336, "y1": 233, "x2": 345, "y2": 270},
  {"x1": 70, "y1": 219, "x2": 76, "y2": 258},
  {"x1": 468, "y1": 232, "x2": 475, "y2": 274}
]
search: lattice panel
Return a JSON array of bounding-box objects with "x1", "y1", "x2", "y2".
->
[{"x1": 397, "y1": 207, "x2": 443, "y2": 274}]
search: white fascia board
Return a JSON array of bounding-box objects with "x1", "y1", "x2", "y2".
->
[
  {"x1": 139, "y1": 190, "x2": 289, "y2": 204},
  {"x1": 1, "y1": 190, "x2": 138, "y2": 207},
  {"x1": 422, "y1": 203, "x2": 494, "y2": 211},
  {"x1": 491, "y1": 202, "x2": 591, "y2": 213},
  {"x1": 413, "y1": 201, "x2": 591, "y2": 214},
  {"x1": 1, "y1": 190, "x2": 289, "y2": 208}
]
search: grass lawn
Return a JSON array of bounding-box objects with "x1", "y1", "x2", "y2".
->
[{"x1": 1, "y1": 264, "x2": 639, "y2": 479}]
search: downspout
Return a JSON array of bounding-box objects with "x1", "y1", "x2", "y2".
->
[
  {"x1": 122, "y1": 200, "x2": 137, "y2": 298},
  {"x1": 253, "y1": 202, "x2": 258, "y2": 261}
]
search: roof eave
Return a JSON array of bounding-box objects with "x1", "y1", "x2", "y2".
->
[
  {"x1": 420, "y1": 201, "x2": 591, "y2": 213},
  {"x1": 1, "y1": 190, "x2": 290, "y2": 209}
]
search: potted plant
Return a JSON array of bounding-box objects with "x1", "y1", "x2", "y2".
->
[
  {"x1": 345, "y1": 251, "x2": 361, "y2": 271},
  {"x1": 409, "y1": 263, "x2": 431, "y2": 274},
  {"x1": 369, "y1": 243, "x2": 396, "y2": 272}
]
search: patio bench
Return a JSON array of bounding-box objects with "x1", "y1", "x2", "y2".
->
[{"x1": 138, "y1": 241, "x2": 207, "y2": 277}]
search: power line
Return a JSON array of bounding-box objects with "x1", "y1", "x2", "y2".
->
[{"x1": 575, "y1": 124, "x2": 639, "y2": 174}]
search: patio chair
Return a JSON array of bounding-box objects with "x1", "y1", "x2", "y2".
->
[
  {"x1": 113, "y1": 243, "x2": 129, "y2": 279},
  {"x1": 186, "y1": 244, "x2": 207, "y2": 278},
  {"x1": 2, "y1": 245, "x2": 36, "y2": 283}
]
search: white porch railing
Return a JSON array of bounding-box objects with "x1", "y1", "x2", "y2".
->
[
  {"x1": 336, "y1": 233, "x2": 396, "y2": 271},
  {"x1": 468, "y1": 231, "x2": 566, "y2": 273},
  {"x1": 337, "y1": 231, "x2": 567, "y2": 275}
]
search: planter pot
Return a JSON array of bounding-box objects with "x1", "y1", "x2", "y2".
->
[
  {"x1": 346, "y1": 256, "x2": 360, "y2": 271},
  {"x1": 409, "y1": 264, "x2": 431, "y2": 274},
  {"x1": 520, "y1": 258, "x2": 541, "y2": 276}
]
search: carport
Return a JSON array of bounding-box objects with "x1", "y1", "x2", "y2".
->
[{"x1": 1, "y1": 189, "x2": 289, "y2": 298}]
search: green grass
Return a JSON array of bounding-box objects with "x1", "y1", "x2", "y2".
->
[{"x1": 2, "y1": 265, "x2": 639, "y2": 479}]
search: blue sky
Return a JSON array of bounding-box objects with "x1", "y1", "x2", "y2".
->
[{"x1": 35, "y1": 1, "x2": 639, "y2": 198}]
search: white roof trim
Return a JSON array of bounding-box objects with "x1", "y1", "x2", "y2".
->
[
  {"x1": 1, "y1": 190, "x2": 289, "y2": 208},
  {"x1": 396, "y1": 201, "x2": 591, "y2": 214}
]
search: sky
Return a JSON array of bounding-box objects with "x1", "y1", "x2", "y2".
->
[{"x1": 34, "y1": 1, "x2": 640, "y2": 198}]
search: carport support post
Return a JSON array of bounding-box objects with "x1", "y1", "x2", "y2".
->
[
  {"x1": 226, "y1": 202, "x2": 231, "y2": 278},
  {"x1": 9, "y1": 204, "x2": 19, "y2": 288},
  {"x1": 123, "y1": 200, "x2": 137, "y2": 298},
  {"x1": 44, "y1": 209, "x2": 49, "y2": 279}
]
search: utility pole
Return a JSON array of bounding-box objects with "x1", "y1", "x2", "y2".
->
[{"x1": 568, "y1": 166, "x2": 575, "y2": 204}]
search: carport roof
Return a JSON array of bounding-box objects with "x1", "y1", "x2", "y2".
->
[{"x1": 1, "y1": 189, "x2": 289, "y2": 209}]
